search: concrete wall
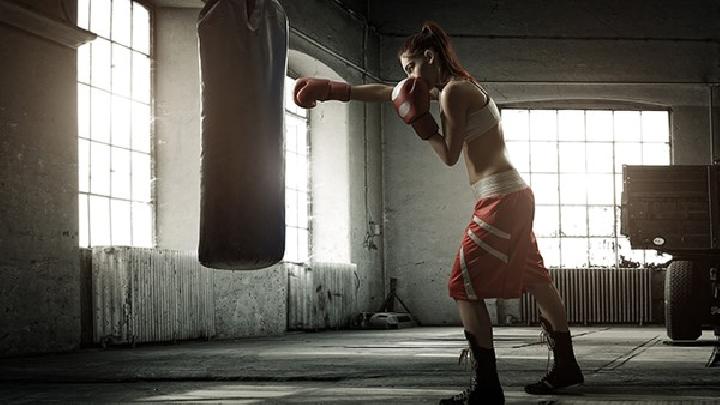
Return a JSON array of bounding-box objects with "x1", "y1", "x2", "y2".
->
[
  {"x1": 375, "y1": 0, "x2": 720, "y2": 325},
  {"x1": 154, "y1": 1, "x2": 383, "y2": 338},
  {"x1": 0, "y1": 0, "x2": 83, "y2": 356}
]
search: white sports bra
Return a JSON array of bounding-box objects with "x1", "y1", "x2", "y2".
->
[{"x1": 463, "y1": 87, "x2": 500, "y2": 143}]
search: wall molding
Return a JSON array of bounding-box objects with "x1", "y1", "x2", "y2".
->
[{"x1": 0, "y1": 0, "x2": 96, "y2": 48}]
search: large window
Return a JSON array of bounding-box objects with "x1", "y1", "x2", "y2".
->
[
  {"x1": 77, "y1": 0, "x2": 153, "y2": 247},
  {"x1": 503, "y1": 109, "x2": 672, "y2": 268},
  {"x1": 283, "y1": 76, "x2": 311, "y2": 263}
]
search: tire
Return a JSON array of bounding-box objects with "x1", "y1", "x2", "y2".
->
[{"x1": 665, "y1": 260, "x2": 702, "y2": 341}]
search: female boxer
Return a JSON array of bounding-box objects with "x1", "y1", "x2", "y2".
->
[{"x1": 294, "y1": 21, "x2": 583, "y2": 405}]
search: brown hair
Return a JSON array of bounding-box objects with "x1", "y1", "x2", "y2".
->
[{"x1": 398, "y1": 21, "x2": 476, "y2": 83}]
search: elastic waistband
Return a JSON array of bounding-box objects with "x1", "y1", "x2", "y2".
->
[{"x1": 471, "y1": 168, "x2": 528, "y2": 199}]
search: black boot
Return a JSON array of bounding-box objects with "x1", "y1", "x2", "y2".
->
[
  {"x1": 524, "y1": 316, "x2": 584, "y2": 395},
  {"x1": 439, "y1": 330, "x2": 504, "y2": 405}
]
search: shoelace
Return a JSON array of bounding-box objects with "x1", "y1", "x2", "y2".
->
[{"x1": 539, "y1": 324, "x2": 556, "y2": 378}]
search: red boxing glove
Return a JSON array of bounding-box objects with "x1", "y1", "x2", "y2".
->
[
  {"x1": 391, "y1": 77, "x2": 439, "y2": 140},
  {"x1": 293, "y1": 77, "x2": 351, "y2": 109}
]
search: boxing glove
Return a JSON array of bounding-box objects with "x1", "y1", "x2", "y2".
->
[
  {"x1": 293, "y1": 77, "x2": 351, "y2": 108},
  {"x1": 392, "y1": 77, "x2": 439, "y2": 140}
]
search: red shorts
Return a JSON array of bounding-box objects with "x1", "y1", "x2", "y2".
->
[{"x1": 448, "y1": 187, "x2": 552, "y2": 300}]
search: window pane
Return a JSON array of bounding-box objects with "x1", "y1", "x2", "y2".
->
[
  {"x1": 133, "y1": 4, "x2": 151, "y2": 54},
  {"x1": 588, "y1": 206, "x2": 614, "y2": 236},
  {"x1": 111, "y1": 199, "x2": 131, "y2": 245},
  {"x1": 78, "y1": 43, "x2": 90, "y2": 83},
  {"x1": 614, "y1": 142, "x2": 643, "y2": 172},
  {"x1": 79, "y1": 139, "x2": 89, "y2": 192},
  {"x1": 614, "y1": 111, "x2": 641, "y2": 142},
  {"x1": 296, "y1": 120, "x2": 308, "y2": 156},
  {"x1": 617, "y1": 238, "x2": 645, "y2": 267},
  {"x1": 501, "y1": 110, "x2": 528, "y2": 140},
  {"x1": 90, "y1": 195, "x2": 110, "y2": 246},
  {"x1": 79, "y1": 194, "x2": 89, "y2": 247},
  {"x1": 589, "y1": 238, "x2": 615, "y2": 267},
  {"x1": 132, "y1": 102, "x2": 151, "y2": 153},
  {"x1": 530, "y1": 142, "x2": 558, "y2": 172},
  {"x1": 615, "y1": 174, "x2": 623, "y2": 206},
  {"x1": 90, "y1": 0, "x2": 111, "y2": 38},
  {"x1": 505, "y1": 141, "x2": 529, "y2": 172},
  {"x1": 112, "y1": 96, "x2": 131, "y2": 148},
  {"x1": 642, "y1": 111, "x2": 669, "y2": 142},
  {"x1": 78, "y1": 0, "x2": 89, "y2": 30},
  {"x1": 132, "y1": 202, "x2": 152, "y2": 247},
  {"x1": 531, "y1": 173, "x2": 558, "y2": 204},
  {"x1": 78, "y1": 84, "x2": 90, "y2": 139},
  {"x1": 560, "y1": 206, "x2": 586, "y2": 237},
  {"x1": 586, "y1": 111, "x2": 613, "y2": 141},
  {"x1": 561, "y1": 238, "x2": 588, "y2": 268},
  {"x1": 529, "y1": 110, "x2": 556, "y2": 141},
  {"x1": 587, "y1": 174, "x2": 614, "y2": 204},
  {"x1": 90, "y1": 142, "x2": 110, "y2": 195},
  {"x1": 111, "y1": 147, "x2": 130, "y2": 199},
  {"x1": 298, "y1": 229, "x2": 309, "y2": 263},
  {"x1": 91, "y1": 38, "x2": 111, "y2": 90},
  {"x1": 285, "y1": 116, "x2": 299, "y2": 153},
  {"x1": 286, "y1": 152, "x2": 298, "y2": 190},
  {"x1": 284, "y1": 226, "x2": 298, "y2": 262},
  {"x1": 132, "y1": 152, "x2": 151, "y2": 202},
  {"x1": 646, "y1": 251, "x2": 672, "y2": 267},
  {"x1": 534, "y1": 205, "x2": 559, "y2": 237},
  {"x1": 112, "y1": 0, "x2": 132, "y2": 46},
  {"x1": 643, "y1": 143, "x2": 670, "y2": 165},
  {"x1": 537, "y1": 237, "x2": 560, "y2": 268},
  {"x1": 559, "y1": 173, "x2": 586, "y2": 204},
  {"x1": 297, "y1": 192, "x2": 308, "y2": 228},
  {"x1": 132, "y1": 53, "x2": 151, "y2": 103},
  {"x1": 112, "y1": 44, "x2": 132, "y2": 98},
  {"x1": 91, "y1": 88, "x2": 111, "y2": 142},
  {"x1": 558, "y1": 110, "x2": 584, "y2": 141},
  {"x1": 296, "y1": 156, "x2": 308, "y2": 192},
  {"x1": 558, "y1": 142, "x2": 585, "y2": 173},
  {"x1": 586, "y1": 142, "x2": 613, "y2": 173},
  {"x1": 285, "y1": 189, "x2": 297, "y2": 227}
]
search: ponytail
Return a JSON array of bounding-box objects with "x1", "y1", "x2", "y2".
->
[{"x1": 399, "y1": 21, "x2": 476, "y2": 83}]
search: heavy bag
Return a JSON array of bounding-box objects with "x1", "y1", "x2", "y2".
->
[{"x1": 197, "y1": 0, "x2": 288, "y2": 269}]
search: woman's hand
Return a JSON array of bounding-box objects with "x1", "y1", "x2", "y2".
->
[{"x1": 430, "y1": 87, "x2": 440, "y2": 101}]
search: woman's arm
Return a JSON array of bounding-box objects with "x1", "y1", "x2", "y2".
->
[
  {"x1": 350, "y1": 84, "x2": 394, "y2": 102},
  {"x1": 427, "y1": 82, "x2": 470, "y2": 166}
]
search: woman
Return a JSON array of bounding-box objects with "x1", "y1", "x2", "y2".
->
[{"x1": 294, "y1": 22, "x2": 583, "y2": 404}]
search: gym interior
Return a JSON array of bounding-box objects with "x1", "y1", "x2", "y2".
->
[{"x1": 1, "y1": 0, "x2": 719, "y2": 403}]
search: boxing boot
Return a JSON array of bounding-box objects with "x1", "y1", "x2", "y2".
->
[
  {"x1": 439, "y1": 330, "x2": 504, "y2": 405},
  {"x1": 524, "y1": 316, "x2": 584, "y2": 395}
]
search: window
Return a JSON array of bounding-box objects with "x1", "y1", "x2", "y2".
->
[
  {"x1": 503, "y1": 109, "x2": 672, "y2": 268},
  {"x1": 283, "y1": 76, "x2": 311, "y2": 263},
  {"x1": 77, "y1": 0, "x2": 153, "y2": 247}
]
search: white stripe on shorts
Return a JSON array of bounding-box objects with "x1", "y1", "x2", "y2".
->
[
  {"x1": 459, "y1": 246, "x2": 478, "y2": 300},
  {"x1": 472, "y1": 215, "x2": 511, "y2": 239},
  {"x1": 467, "y1": 229, "x2": 509, "y2": 263}
]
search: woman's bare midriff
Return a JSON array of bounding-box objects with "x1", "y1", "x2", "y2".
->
[{"x1": 463, "y1": 126, "x2": 513, "y2": 185}]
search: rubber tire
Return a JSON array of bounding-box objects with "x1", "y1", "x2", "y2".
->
[{"x1": 665, "y1": 260, "x2": 702, "y2": 341}]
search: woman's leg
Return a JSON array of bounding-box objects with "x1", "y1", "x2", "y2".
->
[
  {"x1": 440, "y1": 299, "x2": 504, "y2": 405},
  {"x1": 456, "y1": 299, "x2": 493, "y2": 348},
  {"x1": 524, "y1": 282, "x2": 568, "y2": 331},
  {"x1": 524, "y1": 281, "x2": 584, "y2": 394}
]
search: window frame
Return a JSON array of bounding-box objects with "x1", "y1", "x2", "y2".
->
[
  {"x1": 500, "y1": 105, "x2": 673, "y2": 269},
  {"x1": 77, "y1": 0, "x2": 156, "y2": 248}
]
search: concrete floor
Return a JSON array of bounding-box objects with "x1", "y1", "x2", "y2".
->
[{"x1": 1, "y1": 327, "x2": 719, "y2": 404}]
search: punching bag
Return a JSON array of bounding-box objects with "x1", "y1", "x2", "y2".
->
[{"x1": 197, "y1": 0, "x2": 288, "y2": 270}]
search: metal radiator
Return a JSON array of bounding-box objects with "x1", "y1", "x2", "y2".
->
[
  {"x1": 521, "y1": 268, "x2": 654, "y2": 325},
  {"x1": 287, "y1": 262, "x2": 358, "y2": 331},
  {"x1": 92, "y1": 247, "x2": 215, "y2": 345}
]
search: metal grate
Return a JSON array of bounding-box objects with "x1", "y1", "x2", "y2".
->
[
  {"x1": 521, "y1": 267, "x2": 655, "y2": 324},
  {"x1": 92, "y1": 247, "x2": 215, "y2": 344}
]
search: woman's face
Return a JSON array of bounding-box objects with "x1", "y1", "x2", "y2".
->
[{"x1": 399, "y1": 50, "x2": 439, "y2": 87}]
